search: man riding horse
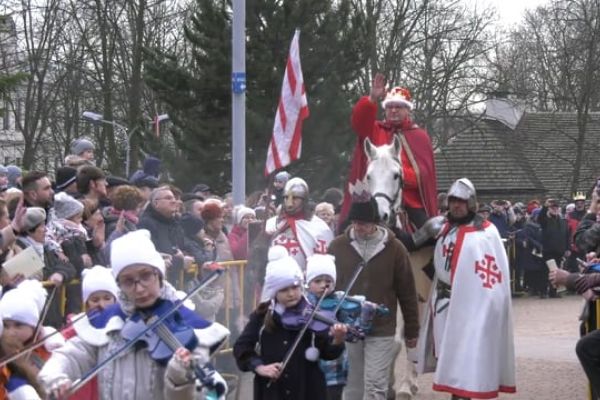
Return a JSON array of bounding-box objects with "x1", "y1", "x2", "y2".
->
[{"x1": 341, "y1": 73, "x2": 438, "y2": 234}]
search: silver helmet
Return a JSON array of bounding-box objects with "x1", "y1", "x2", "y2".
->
[
  {"x1": 447, "y1": 178, "x2": 477, "y2": 212},
  {"x1": 284, "y1": 177, "x2": 309, "y2": 199}
]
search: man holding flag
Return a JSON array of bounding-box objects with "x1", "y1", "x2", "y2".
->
[{"x1": 262, "y1": 31, "x2": 332, "y2": 271}]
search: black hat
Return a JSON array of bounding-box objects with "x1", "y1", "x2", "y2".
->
[
  {"x1": 106, "y1": 176, "x2": 130, "y2": 189},
  {"x1": 348, "y1": 198, "x2": 380, "y2": 223},
  {"x1": 132, "y1": 174, "x2": 159, "y2": 189},
  {"x1": 181, "y1": 193, "x2": 205, "y2": 202},
  {"x1": 55, "y1": 166, "x2": 77, "y2": 191},
  {"x1": 192, "y1": 183, "x2": 211, "y2": 193}
]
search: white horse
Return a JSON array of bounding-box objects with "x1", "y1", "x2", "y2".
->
[
  {"x1": 364, "y1": 135, "x2": 435, "y2": 399},
  {"x1": 364, "y1": 135, "x2": 403, "y2": 225}
]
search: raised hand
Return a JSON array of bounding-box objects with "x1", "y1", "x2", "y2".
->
[{"x1": 370, "y1": 73, "x2": 387, "y2": 102}]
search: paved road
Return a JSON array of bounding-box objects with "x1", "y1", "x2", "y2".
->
[{"x1": 396, "y1": 295, "x2": 588, "y2": 399}]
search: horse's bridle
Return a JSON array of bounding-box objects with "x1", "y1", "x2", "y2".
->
[{"x1": 372, "y1": 160, "x2": 404, "y2": 217}]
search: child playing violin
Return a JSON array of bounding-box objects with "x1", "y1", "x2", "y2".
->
[
  {"x1": 305, "y1": 254, "x2": 348, "y2": 400},
  {"x1": 0, "y1": 280, "x2": 66, "y2": 399},
  {"x1": 39, "y1": 229, "x2": 230, "y2": 400},
  {"x1": 61, "y1": 265, "x2": 119, "y2": 400},
  {"x1": 233, "y1": 246, "x2": 347, "y2": 400}
]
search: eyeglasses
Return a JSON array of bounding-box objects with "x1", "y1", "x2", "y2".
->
[
  {"x1": 118, "y1": 270, "x2": 158, "y2": 290},
  {"x1": 156, "y1": 196, "x2": 176, "y2": 202}
]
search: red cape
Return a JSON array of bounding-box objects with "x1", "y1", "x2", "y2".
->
[{"x1": 340, "y1": 96, "x2": 438, "y2": 224}]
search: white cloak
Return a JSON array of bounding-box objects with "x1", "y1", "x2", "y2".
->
[{"x1": 417, "y1": 220, "x2": 516, "y2": 399}]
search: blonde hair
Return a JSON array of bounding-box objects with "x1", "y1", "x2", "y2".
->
[{"x1": 315, "y1": 202, "x2": 334, "y2": 215}]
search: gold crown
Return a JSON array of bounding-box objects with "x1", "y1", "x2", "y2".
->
[{"x1": 573, "y1": 192, "x2": 586, "y2": 201}]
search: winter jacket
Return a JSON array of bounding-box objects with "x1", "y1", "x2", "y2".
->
[
  {"x1": 38, "y1": 283, "x2": 230, "y2": 400},
  {"x1": 228, "y1": 225, "x2": 249, "y2": 260},
  {"x1": 538, "y1": 206, "x2": 569, "y2": 256},
  {"x1": 233, "y1": 306, "x2": 344, "y2": 400},
  {"x1": 328, "y1": 226, "x2": 419, "y2": 338}
]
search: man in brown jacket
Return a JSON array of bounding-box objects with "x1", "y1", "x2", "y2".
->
[{"x1": 329, "y1": 197, "x2": 419, "y2": 400}]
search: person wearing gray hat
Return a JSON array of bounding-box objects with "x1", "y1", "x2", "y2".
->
[
  {"x1": 22, "y1": 207, "x2": 47, "y2": 232},
  {"x1": 6, "y1": 165, "x2": 22, "y2": 189},
  {"x1": 70, "y1": 137, "x2": 95, "y2": 161}
]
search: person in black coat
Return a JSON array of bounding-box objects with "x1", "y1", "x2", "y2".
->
[
  {"x1": 516, "y1": 211, "x2": 547, "y2": 297},
  {"x1": 233, "y1": 247, "x2": 346, "y2": 400},
  {"x1": 538, "y1": 199, "x2": 570, "y2": 298}
]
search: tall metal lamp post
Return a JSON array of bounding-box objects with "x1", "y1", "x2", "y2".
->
[{"x1": 82, "y1": 111, "x2": 135, "y2": 177}]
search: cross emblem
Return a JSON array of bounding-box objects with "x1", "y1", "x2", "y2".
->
[
  {"x1": 474, "y1": 254, "x2": 502, "y2": 289},
  {"x1": 273, "y1": 235, "x2": 301, "y2": 256},
  {"x1": 442, "y1": 243, "x2": 455, "y2": 258},
  {"x1": 313, "y1": 239, "x2": 327, "y2": 254}
]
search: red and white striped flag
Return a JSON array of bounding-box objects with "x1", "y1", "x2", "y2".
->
[
  {"x1": 152, "y1": 113, "x2": 169, "y2": 138},
  {"x1": 265, "y1": 30, "x2": 309, "y2": 175}
]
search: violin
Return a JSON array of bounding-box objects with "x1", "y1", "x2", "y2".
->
[
  {"x1": 280, "y1": 296, "x2": 364, "y2": 341},
  {"x1": 54, "y1": 269, "x2": 226, "y2": 399},
  {"x1": 121, "y1": 299, "x2": 200, "y2": 365}
]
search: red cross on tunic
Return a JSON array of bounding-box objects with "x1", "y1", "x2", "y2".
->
[
  {"x1": 313, "y1": 239, "x2": 327, "y2": 254},
  {"x1": 273, "y1": 235, "x2": 301, "y2": 256},
  {"x1": 475, "y1": 254, "x2": 502, "y2": 289},
  {"x1": 442, "y1": 242, "x2": 455, "y2": 258}
]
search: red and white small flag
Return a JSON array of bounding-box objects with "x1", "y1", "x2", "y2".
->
[
  {"x1": 265, "y1": 30, "x2": 309, "y2": 175},
  {"x1": 152, "y1": 114, "x2": 169, "y2": 138}
]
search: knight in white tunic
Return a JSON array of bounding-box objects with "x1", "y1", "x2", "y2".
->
[
  {"x1": 417, "y1": 178, "x2": 516, "y2": 400},
  {"x1": 265, "y1": 177, "x2": 333, "y2": 273}
]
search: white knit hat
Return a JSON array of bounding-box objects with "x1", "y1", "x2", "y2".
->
[
  {"x1": 235, "y1": 206, "x2": 256, "y2": 225},
  {"x1": 0, "y1": 280, "x2": 47, "y2": 327},
  {"x1": 110, "y1": 229, "x2": 165, "y2": 279},
  {"x1": 54, "y1": 192, "x2": 84, "y2": 220},
  {"x1": 261, "y1": 245, "x2": 304, "y2": 301},
  {"x1": 82, "y1": 265, "x2": 119, "y2": 303},
  {"x1": 306, "y1": 254, "x2": 337, "y2": 285}
]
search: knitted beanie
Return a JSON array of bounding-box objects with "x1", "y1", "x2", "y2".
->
[
  {"x1": 235, "y1": 206, "x2": 256, "y2": 225},
  {"x1": 261, "y1": 245, "x2": 304, "y2": 301},
  {"x1": 0, "y1": 280, "x2": 47, "y2": 327},
  {"x1": 306, "y1": 254, "x2": 337, "y2": 285},
  {"x1": 54, "y1": 192, "x2": 84, "y2": 220},
  {"x1": 70, "y1": 137, "x2": 95, "y2": 155},
  {"x1": 23, "y1": 207, "x2": 46, "y2": 231},
  {"x1": 110, "y1": 229, "x2": 165, "y2": 279},
  {"x1": 55, "y1": 166, "x2": 78, "y2": 191},
  {"x1": 82, "y1": 265, "x2": 119, "y2": 303},
  {"x1": 6, "y1": 165, "x2": 20, "y2": 185}
]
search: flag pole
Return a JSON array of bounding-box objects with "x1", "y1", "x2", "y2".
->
[{"x1": 232, "y1": 0, "x2": 246, "y2": 206}]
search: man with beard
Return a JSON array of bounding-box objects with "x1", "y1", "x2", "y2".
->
[
  {"x1": 22, "y1": 171, "x2": 54, "y2": 221},
  {"x1": 417, "y1": 178, "x2": 516, "y2": 400},
  {"x1": 341, "y1": 73, "x2": 437, "y2": 231},
  {"x1": 265, "y1": 177, "x2": 333, "y2": 272}
]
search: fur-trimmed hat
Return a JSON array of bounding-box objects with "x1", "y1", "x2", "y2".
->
[
  {"x1": 0, "y1": 280, "x2": 47, "y2": 327},
  {"x1": 382, "y1": 86, "x2": 413, "y2": 110},
  {"x1": 348, "y1": 198, "x2": 380, "y2": 223},
  {"x1": 110, "y1": 229, "x2": 165, "y2": 279},
  {"x1": 201, "y1": 201, "x2": 224, "y2": 221}
]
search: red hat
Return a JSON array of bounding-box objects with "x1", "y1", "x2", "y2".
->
[
  {"x1": 527, "y1": 200, "x2": 540, "y2": 215},
  {"x1": 201, "y1": 201, "x2": 224, "y2": 221}
]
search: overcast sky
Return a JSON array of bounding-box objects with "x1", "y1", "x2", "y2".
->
[{"x1": 468, "y1": 0, "x2": 550, "y2": 26}]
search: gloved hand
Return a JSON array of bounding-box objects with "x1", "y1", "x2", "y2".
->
[{"x1": 412, "y1": 216, "x2": 445, "y2": 247}]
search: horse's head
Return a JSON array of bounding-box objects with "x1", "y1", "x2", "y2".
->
[{"x1": 364, "y1": 135, "x2": 403, "y2": 224}]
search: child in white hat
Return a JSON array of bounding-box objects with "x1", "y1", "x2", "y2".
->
[
  {"x1": 39, "y1": 230, "x2": 230, "y2": 400},
  {"x1": 305, "y1": 254, "x2": 348, "y2": 400},
  {"x1": 233, "y1": 246, "x2": 347, "y2": 400},
  {"x1": 0, "y1": 280, "x2": 65, "y2": 399}
]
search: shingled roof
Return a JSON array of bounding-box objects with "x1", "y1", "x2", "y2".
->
[{"x1": 435, "y1": 111, "x2": 600, "y2": 203}]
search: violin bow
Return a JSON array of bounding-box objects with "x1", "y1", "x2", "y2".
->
[
  {"x1": 26, "y1": 285, "x2": 58, "y2": 363},
  {"x1": 267, "y1": 286, "x2": 330, "y2": 387},
  {"x1": 57, "y1": 268, "x2": 224, "y2": 399},
  {"x1": 0, "y1": 310, "x2": 98, "y2": 368},
  {"x1": 332, "y1": 261, "x2": 366, "y2": 315}
]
